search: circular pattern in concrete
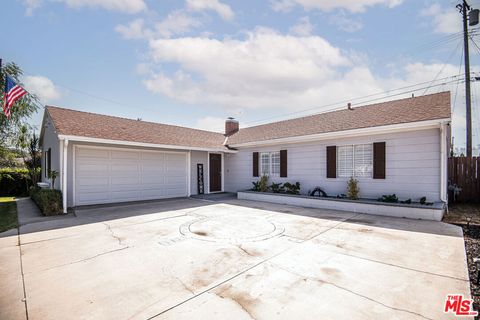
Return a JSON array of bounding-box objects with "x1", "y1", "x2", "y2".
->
[{"x1": 180, "y1": 216, "x2": 285, "y2": 243}]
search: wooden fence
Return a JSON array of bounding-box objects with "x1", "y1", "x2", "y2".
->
[{"x1": 448, "y1": 156, "x2": 480, "y2": 203}]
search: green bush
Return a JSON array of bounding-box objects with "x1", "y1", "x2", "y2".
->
[
  {"x1": 283, "y1": 182, "x2": 301, "y2": 195},
  {"x1": 0, "y1": 168, "x2": 30, "y2": 197},
  {"x1": 30, "y1": 189, "x2": 63, "y2": 216},
  {"x1": 378, "y1": 194, "x2": 399, "y2": 203},
  {"x1": 347, "y1": 177, "x2": 360, "y2": 200},
  {"x1": 270, "y1": 182, "x2": 284, "y2": 193}
]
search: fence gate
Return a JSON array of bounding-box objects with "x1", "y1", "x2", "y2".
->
[{"x1": 448, "y1": 156, "x2": 480, "y2": 203}]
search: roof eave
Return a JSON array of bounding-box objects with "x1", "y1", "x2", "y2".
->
[
  {"x1": 227, "y1": 118, "x2": 451, "y2": 148},
  {"x1": 57, "y1": 134, "x2": 237, "y2": 153}
]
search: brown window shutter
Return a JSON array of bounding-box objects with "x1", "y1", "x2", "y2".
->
[
  {"x1": 326, "y1": 146, "x2": 336, "y2": 178},
  {"x1": 253, "y1": 152, "x2": 259, "y2": 177},
  {"x1": 280, "y1": 150, "x2": 287, "y2": 177},
  {"x1": 373, "y1": 142, "x2": 386, "y2": 179}
]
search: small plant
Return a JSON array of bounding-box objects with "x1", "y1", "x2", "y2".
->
[
  {"x1": 283, "y1": 182, "x2": 300, "y2": 194},
  {"x1": 48, "y1": 170, "x2": 58, "y2": 189},
  {"x1": 419, "y1": 196, "x2": 433, "y2": 205},
  {"x1": 378, "y1": 194, "x2": 399, "y2": 203},
  {"x1": 270, "y1": 182, "x2": 284, "y2": 193},
  {"x1": 346, "y1": 177, "x2": 359, "y2": 200},
  {"x1": 337, "y1": 194, "x2": 347, "y2": 199},
  {"x1": 251, "y1": 181, "x2": 261, "y2": 191},
  {"x1": 400, "y1": 198, "x2": 412, "y2": 204},
  {"x1": 259, "y1": 175, "x2": 269, "y2": 192}
]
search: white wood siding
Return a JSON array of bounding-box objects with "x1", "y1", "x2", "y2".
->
[
  {"x1": 40, "y1": 116, "x2": 60, "y2": 188},
  {"x1": 225, "y1": 128, "x2": 441, "y2": 202}
]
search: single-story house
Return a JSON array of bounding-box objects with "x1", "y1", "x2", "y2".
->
[{"x1": 40, "y1": 91, "x2": 451, "y2": 213}]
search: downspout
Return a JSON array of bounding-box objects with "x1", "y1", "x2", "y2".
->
[
  {"x1": 440, "y1": 123, "x2": 448, "y2": 203},
  {"x1": 63, "y1": 139, "x2": 69, "y2": 213}
]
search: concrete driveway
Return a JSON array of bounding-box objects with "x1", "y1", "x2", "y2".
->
[{"x1": 0, "y1": 198, "x2": 472, "y2": 320}]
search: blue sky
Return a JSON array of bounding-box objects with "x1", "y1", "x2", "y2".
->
[{"x1": 1, "y1": 0, "x2": 479, "y2": 150}]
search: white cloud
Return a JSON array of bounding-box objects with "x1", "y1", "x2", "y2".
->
[
  {"x1": 271, "y1": 0, "x2": 403, "y2": 13},
  {"x1": 155, "y1": 10, "x2": 202, "y2": 38},
  {"x1": 329, "y1": 11, "x2": 363, "y2": 32},
  {"x1": 115, "y1": 19, "x2": 152, "y2": 40},
  {"x1": 24, "y1": 0, "x2": 42, "y2": 16},
  {"x1": 186, "y1": 0, "x2": 234, "y2": 21},
  {"x1": 421, "y1": 3, "x2": 460, "y2": 35},
  {"x1": 24, "y1": 0, "x2": 146, "y2": 15},
  {"x1": 195, "y1": 116, "x2": 225, "y2": 132},
  {"x1": 23, "y1": 75, "x2": 62, "y2": 102},
  {"x1": 289, "y1": 16, "x2": 314, "y2": 36},
  {"x1": 116, "y1": 11, "x2": 202, "y2": 40}
]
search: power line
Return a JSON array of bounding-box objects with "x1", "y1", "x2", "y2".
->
[
  {"x1": 422, "y1": 39, "x2": 463, "y2": 95},
  {"x1": 242, "y1": 75, "x2": 465, "y2": 126}
]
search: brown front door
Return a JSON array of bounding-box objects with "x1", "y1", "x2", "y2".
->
[{"x1": 209, "y1": 153, "x2": 222, "y2": 192}]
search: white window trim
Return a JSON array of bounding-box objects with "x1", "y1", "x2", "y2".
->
[
  {"x1": 337, "y1": 144, "x2": 373, "y2": 179},
  {"x1": 259, "y1": 151, "x2": 280, "y2": 177}
]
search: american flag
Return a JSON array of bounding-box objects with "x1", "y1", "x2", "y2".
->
[{"x1": 4, "y1": 75, "x2": 27, "y2": 118}]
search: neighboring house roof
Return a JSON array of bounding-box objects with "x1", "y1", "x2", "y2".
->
[
  {"x1": 45, "y1": 106, "x2": 227, "y2": 150},
  {"x1": 226, "y1": 91, "x2": 451, "y2": 145}
]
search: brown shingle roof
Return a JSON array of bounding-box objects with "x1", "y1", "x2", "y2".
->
[
  {"x1": 46, "y1": 106, "x2": 227, "y2": 150},
  {"x1": 227, "y1": 91, "x2": 451, "y2": 145}
]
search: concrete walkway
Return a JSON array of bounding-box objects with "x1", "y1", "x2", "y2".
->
[{"x1": 0, "y1": 198, "x2": 474, "y2": 319}]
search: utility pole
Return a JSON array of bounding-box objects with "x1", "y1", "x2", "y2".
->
[{"x1": 457, "y1": 1, "x2": 479, "y2": 156}]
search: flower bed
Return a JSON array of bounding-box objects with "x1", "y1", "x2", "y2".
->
[{"x1": 237, "y1": 191, "x2": 445, "y2": 221}]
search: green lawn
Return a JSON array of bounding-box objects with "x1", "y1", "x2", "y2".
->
[{"x1": 0, "y1": 197, "x2": 18, "y2": 233}]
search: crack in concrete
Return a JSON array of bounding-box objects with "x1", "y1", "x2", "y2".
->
[
  {"x1": 216, "y1": 289, "x2": 257, "y2": 320},
  {"x1": 174, "y1": 277, "x2": 195, "y2": 295},
  {"x1": 102, "y1": 223, "x2": 124, "y2": 246},
  {"x1": 26, "y1": 247, "x2": 129, "y2": 274},
  {"x1": 273, "y1": 263, "x2": 433, "y2": 320}
]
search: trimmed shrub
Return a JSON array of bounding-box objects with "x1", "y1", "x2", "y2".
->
[
  {"x1": 31, "y1": 189, "x2": 63, "y2": 216},
  {"x1": 0, "y1": 168, "x2": 30, "y2": 197}
]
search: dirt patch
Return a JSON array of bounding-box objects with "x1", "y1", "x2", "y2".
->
[
  {"x1": 444, "y1": 204, "x2": 480, "y2": 226},
  {"x1": 192, "y1": 230, "x2": 209, "y2": 236},
  {"x1": 217, "y1": 284, "x2": 258, "y2": 318}
]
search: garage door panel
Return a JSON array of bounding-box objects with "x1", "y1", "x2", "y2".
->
[
  {"x1": 76, "y1": 192, "x2": 110, "y2": 204},
  {"x1": 111, "y1": 150, "x2": 139, "y2": 159},
  {"x1": 140, "y1": 189, "x2": 165, "y2": 198},
  {"x1": 141, "y1": 152, "x2": 165, "y2": 160},
  {"x1": 77, "y1": 148, "x2": 109, "y2": 158},
  {"x1": 75, "y1": 147, "x2": 188, "y2": 205},
  {"x1": 165, "y1": 187, "x2": 187, "y2": 196}
]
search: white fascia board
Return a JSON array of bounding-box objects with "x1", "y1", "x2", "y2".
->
[
  {"x1": 57, "y1": 134, "x2": 237, "y2": 153},
  {"x1": 229, "y1": 118, "x2": 451, "y2": 148}
]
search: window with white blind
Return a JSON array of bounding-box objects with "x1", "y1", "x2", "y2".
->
[
  {"x1": 260, "y1": 152, "x2": 280, "y2": 176},
  {"x1": 337, "y1": 144, "x2": 373, "y2": 178}
]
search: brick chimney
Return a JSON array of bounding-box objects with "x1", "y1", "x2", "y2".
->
[{"x1": 225, "y1": 117, "x2": 239, "y2": 136}]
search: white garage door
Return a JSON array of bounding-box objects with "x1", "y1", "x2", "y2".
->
[{"x1": 74, "y1": 146, "x2": 188, "y2": 206}]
